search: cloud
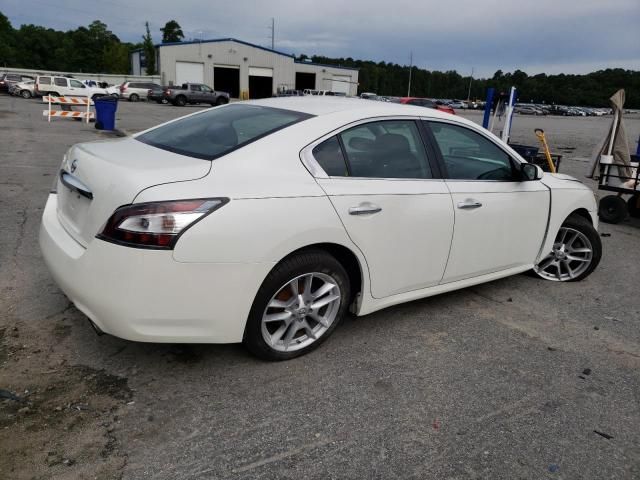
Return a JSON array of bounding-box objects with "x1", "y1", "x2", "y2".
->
[{"x1": 4, "y1": 0, "x2": 639, "y2": 77}]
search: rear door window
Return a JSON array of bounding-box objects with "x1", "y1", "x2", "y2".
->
[
  {"x1": 339, "y1": 120, "x2": 433, "y2": 179},
  {"x1": 39, "y1": 77, "x2": 51, "y2": 85},
  {"x1": 54, "y1": 78, "x2": 67, "y2": 87},
  {"x1": 136, "y1": 104, "x2": 312, "y2": 160}
]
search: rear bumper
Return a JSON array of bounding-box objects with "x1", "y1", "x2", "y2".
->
[{"x1": 39, "y1": 194, "x2": 274, "y2": 343}]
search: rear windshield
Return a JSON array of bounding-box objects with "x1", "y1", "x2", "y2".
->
[{"x1": 136, "y1": 104, "x2": 312, "y2": 160}]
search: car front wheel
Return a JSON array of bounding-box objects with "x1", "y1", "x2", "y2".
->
[
  {"x1": 244, "y1": 250, "x2": 351, "y2": 360},
  {"x1": 20, "y1": 90, "x2": 32, "y2": 98},
  {"x1": 533, "y1": 215, "x2": 601, "y2": 282}
]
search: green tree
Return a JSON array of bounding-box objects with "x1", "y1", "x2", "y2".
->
[
  {"x1": 103, "y1": 43, "x2": 130, "y2": 74},
  {"x1": 0, "y1": 12, "x2": 16, "y2": 66},
  {"x1": 142, "y1": 21, "x2": 156, "y2": 75},
  {"x1": 160, "y1": 20, "x2": 184, "y2": 43}
]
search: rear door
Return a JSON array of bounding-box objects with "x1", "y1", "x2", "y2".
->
[
  {"x1": 53, "y1": 77, "x2": 71, "y2": 96},
  {"x1": 189, "y1": 84, "x2": 203, "y2": 102},
  {"x1": 305, "y1": 118, "x2": 454, "y2": 298},
  {"x1": 425, "y1": 120, "x2": 549, "y2": 283}
]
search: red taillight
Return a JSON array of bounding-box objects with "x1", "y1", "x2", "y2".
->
[
  {"x1": 120, "y1": 84, "x2": 127, "y2": 92},
  {"x1": 164, "y1": 89, "x2": 171, "y2": 95},
  {"x1": 97, "y1": 198, "x2": 228, "y2": 249}
]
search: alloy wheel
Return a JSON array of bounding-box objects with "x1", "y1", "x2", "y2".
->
[
  {"x1": 261, "y1": 272, "x2": 341, "y2": 352},
  {"x1": 534, "y1": 227, "x2": 593, "y2": 281}
]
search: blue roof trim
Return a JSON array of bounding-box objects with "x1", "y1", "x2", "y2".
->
[
  {"x1": 294, "y1": 60, "x2": 358, "y2": 72},
  {"x1": 155, "y1": 37, "x2": 295, "y2": 58}
]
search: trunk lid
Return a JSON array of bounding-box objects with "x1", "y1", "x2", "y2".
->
[{"x1": 56, "y1": 137, "x2": 211, "y2": 247}]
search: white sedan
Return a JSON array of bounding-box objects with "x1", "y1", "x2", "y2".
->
[{"x1": 40, "y1": 98, "x2": 602, "y2": 360}]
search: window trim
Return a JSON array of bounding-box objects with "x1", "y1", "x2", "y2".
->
[
  {"x1": 422, "y1": 118, "x2": 525, "y2": 182},
  {"x1": 300, "y1": 116, "x2": 443, "y2": 181}
]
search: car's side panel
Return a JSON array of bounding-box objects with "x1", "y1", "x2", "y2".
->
[
  {"x1": 171, "y1": 196, "x2": 364, "y2": 265},
  {"x1": 537, "y1": 177, "x2": 598, "y2": 263},
  {"x1": 358, "y1": 265, "x2": 531, "y2": 316}
]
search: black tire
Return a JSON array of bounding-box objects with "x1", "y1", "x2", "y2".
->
[
  {"x1": 20, "y1": 90, "x2": 32, "y2": 99},
  {"x1": 174, "y1": 95, "x2": 187, "y2": 106},
  {"x1": 155, "y1": 99, "x2": 163, "y2": 104},
  {"x1": 215, "y1": 96, "x2": 229, "y2": 106},
  {"x1": 243, "y1": 250, "x2": 351, "y2": 361},
  {"x1": 599, "y1": 195, "x2": 627, "y2": 224},
  {"x1": 627, "y1": 194, "x2": 640, "y2": 218},
  {"x1": 129, "y1": 93, "x2": 139, "y2": 102},
  {"x1": 532, "y1": 215, "x2": 602, "y2": 282}
]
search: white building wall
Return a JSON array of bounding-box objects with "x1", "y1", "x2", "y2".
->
[
  {"x1": 156, "y1": 39, "x2": 359, "y2": 97},
  {"x1": 158, "y1": 40, "x2": 296, "y2": 97}
]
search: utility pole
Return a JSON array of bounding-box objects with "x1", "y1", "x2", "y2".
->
[
  {"x1": 270, "y1": 18, "x2": 275, "y2": 50},
  {"x1": 467, "y1": 67, "x2": 474, "y2": 103},
  {"x1": 407, "y1": 51, "x2": 413, "y2": 97}
]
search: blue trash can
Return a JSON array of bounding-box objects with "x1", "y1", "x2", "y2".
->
[{"x1": 94, "y1": 95, "x2": 118, "y2": 130}]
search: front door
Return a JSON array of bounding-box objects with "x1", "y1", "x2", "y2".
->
[
  {"x1": 308, "y1": 119, "x2": 455, "y2": 298},
  {"x1": 425, "y1": 121, "x2": 549, "y2": 283}
]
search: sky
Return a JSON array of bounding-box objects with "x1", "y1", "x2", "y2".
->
[{"x1": 3, "y1": 0, "x2": 639, "y2": 78}]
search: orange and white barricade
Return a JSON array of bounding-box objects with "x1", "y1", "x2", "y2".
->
[{"x1": 42, "y1": 96, "x2": 94, "y2": 123}]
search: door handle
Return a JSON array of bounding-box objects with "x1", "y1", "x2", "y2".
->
[
  {"x1": 349, "y1": 204, "x2": 382, "y2": 215},
  {"x1": 457, "y1": 200, "x2": 482, "y2": 209}
]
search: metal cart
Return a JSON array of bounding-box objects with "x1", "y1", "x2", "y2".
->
[{"x1": 597, "y1": 153, "x2": 640, "y2": 223}]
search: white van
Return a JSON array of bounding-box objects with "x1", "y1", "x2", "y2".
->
[{"x1": 35, "y1": 75, "x2": 109, "y2": 98}]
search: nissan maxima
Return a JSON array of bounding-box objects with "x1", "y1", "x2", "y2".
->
[{"x1": 40, "y1": 98, "x2": 601, "y2": 360}]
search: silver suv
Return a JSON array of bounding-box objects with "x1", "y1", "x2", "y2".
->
[{"x1": 119, "y1": 81, "x2": 161, "y2": 102}]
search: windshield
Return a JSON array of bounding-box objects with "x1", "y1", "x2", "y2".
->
[{"x1": 136, "y1": 104, "x2": 312, "y2": 160}]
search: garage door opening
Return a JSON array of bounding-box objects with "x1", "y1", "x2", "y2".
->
[
  {"x1": 248, "y1": 67, "x2": 274, "y2": 99},
  {"x1": 295, "y1": 72, "x2": 316, "y2": 91},
  {"x1": 214, "y1": 66, "x2": 240, "y2": 98}
]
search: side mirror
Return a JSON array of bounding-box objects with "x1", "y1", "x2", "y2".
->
[{"x1": 521, "y1": 163, "x2": 543, "y2": 181}]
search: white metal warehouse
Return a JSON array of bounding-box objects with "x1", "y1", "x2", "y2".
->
[{"x1": 130, "y1": 38, "x2": 359, "y2": 99}]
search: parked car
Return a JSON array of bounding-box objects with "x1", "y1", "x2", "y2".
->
[
  {"x1": 398, "y1": 97, "x2": 455, "y2": 115},
  {"x1": 40, "y1": 98, "x2": 602, "y2": 360},
  {"x1": 35, "y1": 75, "x2": 109, "y2": 98},
  {"x1": 120, "y1": 81, "x2": 162, "y2": 102},
  {"x1": 448, "y1": 100, "x2": 466, "y2": 109},
  {"x1": 9, "y1": 79, "x2": 35, "y2": 98},
  {"x1": 147, "y1": 85, "x2": 168, "y2": 104},
  {"x1": 514, "y1": 105, "x2": 543, "y2": 115},
  {"x1": 163, "y1": 83, "x2": 230, "y2": 106},
  {"x1": 0, "y1": 73, "x2": 35, "y2": 93}
]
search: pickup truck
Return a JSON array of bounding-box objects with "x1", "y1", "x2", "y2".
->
[{"x1": 164, "y1": 83, "x2": 230, "y2": 107}]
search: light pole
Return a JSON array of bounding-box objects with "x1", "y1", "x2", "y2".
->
[
  {"x1": 467, "y1": 67, "x2": 474, "y2": 103},
  {"x1": 407, "y1": 51, "x2": 413, "y2": 97}
]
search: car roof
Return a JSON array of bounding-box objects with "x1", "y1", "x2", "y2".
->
[{"x1": 246, "y1": 96, "x2": 460, "y2": 122}]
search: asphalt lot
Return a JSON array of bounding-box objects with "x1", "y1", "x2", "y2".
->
[{"x1": 1, "y1": 94, "x2": 639, "y2": 480}]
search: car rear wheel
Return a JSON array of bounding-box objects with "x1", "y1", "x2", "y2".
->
[
  {"x1": 174, "y1": 95, "x2": 187, "y2": 107},
  {"x1": 533, "y1": 215, "x2": 601, "y2": 282},
  {"x1": 129, "y1": 93, "x2": 139, "y2": 102},
  {"x1": 244, "y1": 250, "x2": 350, "y2": 361},
  {"x1": 20, "y1": 90, "x2": 32, "y2": 99}
]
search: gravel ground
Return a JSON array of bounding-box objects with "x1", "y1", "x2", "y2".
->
[{"x1": 1, "y1": 95, "x2": 639, "y2": 480}]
